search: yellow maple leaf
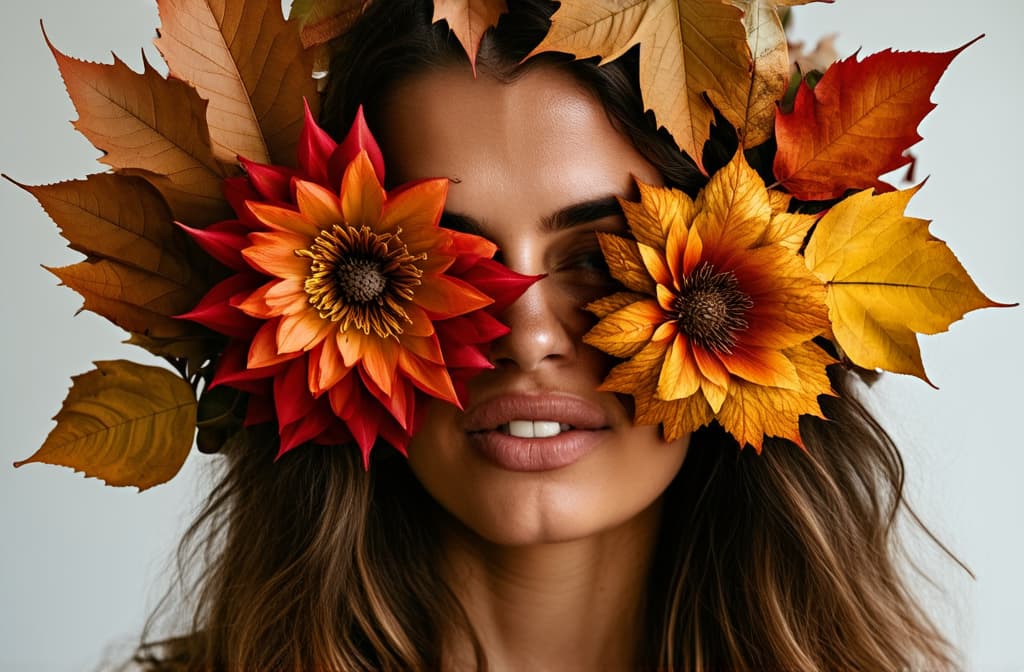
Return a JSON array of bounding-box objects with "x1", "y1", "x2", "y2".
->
[
  {"x1": 529, "y1": 0, "x2": 751, "y2": 173},
  {"x1": 804, "y1": 184, "x2": 1009, "y2": 382}
]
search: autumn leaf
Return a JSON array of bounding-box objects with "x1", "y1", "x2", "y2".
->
[
  {"x1": 155, "y1": 0, "x2": 318, "y2": 167},
  {"x1": 433, "y1": 0, "x2": 508, "y2": 74},
  {"x1": 8, "y1": 173, "x2": 217, "y2": 358},
  {"x1": 14, "y1": 360, "x2": 197, "y2": 490},
  {"x1": 804, "y1": 184, "x2": 1007, "y2": 382},
  {"x1": 290, "y1": 0, "x2": 369, "y2": 73},
  {"x1": 726, "y1": 0, "x2": 829, "y2": 147},
  {"x1": 46, "y1": 30, "x2": 234, "y2": 225},
  {"x1": 773, "y1": 38, "x2": 979, "y2": 201},
  {"x1": 529, "y1": 0, "x2": 752, "y2": 173},
  {"x1": 48, "y1": 259, "x2": 208, "y2": 342}
]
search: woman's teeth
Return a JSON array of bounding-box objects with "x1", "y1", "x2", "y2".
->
[{"x1": 500, "y1": 420, "x2": 573, "y2": 438}]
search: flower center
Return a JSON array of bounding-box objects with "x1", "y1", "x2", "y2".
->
[
  {"x1": 336, "y1": 258, "x2": 387, "y2": 303},
  {"x1": 297, "y1": 225, "x2": 424, "y2": 338},
  {"x1": 672, "y1": 262, "x2": 753, "y2": 353}
]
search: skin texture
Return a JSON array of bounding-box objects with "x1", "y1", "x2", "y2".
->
[{"x1": 382, "y1": 65, "x2": 690, "y2": 670}]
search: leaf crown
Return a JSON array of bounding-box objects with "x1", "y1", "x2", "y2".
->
[{"x1": 10, "y1": 0, "x2": 1013, "y2": 487}]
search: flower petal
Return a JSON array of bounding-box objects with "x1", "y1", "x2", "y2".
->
[
  {"x1": 295, "y1": 179, "x2": 344, "y2": 229},
  {"x1": 415, "y1": 274, "x2": 492, "y2": 319},
  {"x1": 249, "y1": 319, "x2": 304, "y2": 368},
  {"x1": 243, "y1": 231, "x2": 312, "y2": 280},
  {"x1": 360, "y1": 336, "x2": 399, "y2": 396},
  {"x1": 277, "y1": 309, "x2": 332, "y2": 354},
  {"x1": 657, "y1": 333, "x2": 701, "y2": 401},
  {"x1": 340, "y1": 151, "x2": 385, "y2": 229},
  {"x1": 583, "y1": 299, "x2": 664, "y2": 358},
  {"x1": 398, "y1": 348, "x2": 460, "y2": 407},
  {"x1": 379, "y1": 178, "x2": 447, "y2": 241},
  {"x1": 247, "y1": 201, "x2": 321, "y2": 238},
  {"x1": 720, "y1": 344, "x2": 801, "y2": 390},
  {"x1": 637, "y1": 242, "x2": 672, "y2": 287}
]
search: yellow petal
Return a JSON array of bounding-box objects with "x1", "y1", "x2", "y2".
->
[
  {"x1": 657, "y1": 334, "x2": 701, "y2": 401},
  {"x1": 637, "y1": 242, "x2": 672, "y2": 287}
]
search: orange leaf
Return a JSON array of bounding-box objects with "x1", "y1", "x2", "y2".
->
[
  {"x1": 773, "y1": 38, "x2": 979, "y2": 201},
  {"x1": 529, "y1": 0, "x2": 751, "y2": 173},
  {"x1": 804, "y1": 185, "x2": 1009, "y2": 382},
  {"x1": 46, "y1": 32, "x2": 234, "y2": 225},
  {"x1": 586, "y1": 290, "x2": 646, "y2": 319},
  {"x1": 596, "y1": 232, "x2": 656, "y2": 294},
  {"x1": 14, "y1": 360, "x2": 197, "y2": 490},
  {"x1": 432, "y1": 0, "x2": 508, "y2": 74},
  {"x1": 583, "y1": 299, "x2": 664, "y2": 358},
  {"x1": 155, "y1": 0, "x2": 318, "y2": 167}
]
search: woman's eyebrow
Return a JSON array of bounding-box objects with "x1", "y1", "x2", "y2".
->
[{"x1": 439, "y1": 196, "x2": 623, "y2": 236}]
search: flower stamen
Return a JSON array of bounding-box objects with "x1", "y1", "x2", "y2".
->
[
  {"x1": 297, "y1": 224, "x2": 424, "y2": 338},
  {"x1": 672, "y1": 262, "x2": 753, "y2": 353}
]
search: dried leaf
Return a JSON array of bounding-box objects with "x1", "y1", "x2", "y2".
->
[
  {"x1": 726, "y1": 0, "x2": 827, "y2": 147},
  {"x1": 290, "y1": 0, "x2": 369, "y2": 74},
  {"x1": 773, "y1": 39, "x2": 979, "y2": 201},
  {"x1": 432, "y1": 0, "x2": 508, "y2": 74},
  {"x1": 46, "y1": 32, "x2": 234, "y2": 225},
  {"x1": 49, "y1": 259, "x2": 205, "y2": 341},
  {"x1": 804, "y1": 185, "x2": 1007, "y2": 382},
  {"x1": 155, "y1": 0, "x2": 319, "y2": 166},
  {"x1": 14, "y1": 360, "x2": 197, "y2": 490},
  {"x1": 596, "y1": 232, "x2": 656, "y2": 294},
  {"x1": 530, "y1": 0, "x2": 752, "y2": 173}
]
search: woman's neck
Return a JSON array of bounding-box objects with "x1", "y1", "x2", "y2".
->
[{"x1": 439, "y1": 501, "x2": 663, "y2": 672}]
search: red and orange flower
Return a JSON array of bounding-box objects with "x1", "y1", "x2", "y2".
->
[
  {"x1": 584, "y1": 153, "x2": 834, "y2": 450},
  {"x1": 181, "y1": 105, "x2": 536, "y2": 463}
]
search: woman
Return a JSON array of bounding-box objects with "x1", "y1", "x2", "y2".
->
[{"x1": 124, "y1": 0, "x2": 960, "y2": 669}]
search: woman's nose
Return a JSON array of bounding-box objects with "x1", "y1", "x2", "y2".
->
[{"x1": 487, "y1": 278, "x2": 577, "y2": 372}]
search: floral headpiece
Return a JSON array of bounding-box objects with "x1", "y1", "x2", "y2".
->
[{"x1": 11, "y1": 0, "x2": 1010, "y2": 489}]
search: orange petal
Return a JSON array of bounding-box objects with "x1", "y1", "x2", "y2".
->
[
  {"x1": 680, "y1": 224, "x2": 704, "y2": 278},
  {"x1": 637, "y1": 242, "x2": 672, "y2": 287},
  {"x1": 401, "y1": 333, "x2": 446, "y2": 365},
  {"x1": 277, "y1": 309, "x2": 332, "y2": 354},
  {"x1": 700, "y1": 377, "x2": 729, "y2": 414},
  {"x1": 248, "y1": 201, "x2": 321, "y2": 238},
  {"x1": 584, "y1": 299, "x2": 664, "y2": 359},
  {"x1": 341, "y1": 151, "x2": 385, "y2": 229},
  {"x1": 656, "y1": 283, "x2": 676, "y2": 311},
  {"x1": 657, "y1": 334, "x2": 701, "y2": 401},
  {"x1": 295, "y1": 179, "x2": 344, "y2": 229},
  {"x1": 652, "y1": 320, "x2": 677, "y2": 342},
  {"x1": 398, "y1": 348, "x2": 460, "y2": 406},
  {"x1": 248, "y1": 319, "x2": 302, "y2": 368},
  {"x1": 379, "y1": 178, "x2": 448, "y2": 242},
  {"x1": 310, "y1": 337, "x2": 352, "y2": 396},
  {"x1": 403, "y1": 303, "x2": 436, "y2": 338},
  {"x1": 360, "y1": 337, "x2": 399, "y2": 396},
  {"x1": 720, "y1": 344, "x2": 800, "y2": 390},
  {"x1": 692, "y1": 345, "x2": 731, "y2": 391},
  {"x1": 415, "y1": 274, "x2": 492, "y2": 318},
  {"x1": 336, "y1": 328, "x2": 367, "y2": 368},
  {"x1": 236, "y1": 278, "x2": 307, "y2": 319},
  {"x1": 243, "y1": 231, "x2": 312, "y2": 280}
]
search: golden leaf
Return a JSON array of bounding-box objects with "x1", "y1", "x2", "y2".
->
[
  {"x1": 529, "y1": 0, "x2": 752, "y2": 173},
  {"x1": 583, "y1": 299, "x2": 664, "y2": 358},
  {"x1": 726, "y1": 0, "x2": 827, "y2": 147},
  {"x1": 804, "y1": 185, "x2": 1007, "y2": 381},
  {"x1": 587, "y1": 290, "x2": 647, "y2": 319},
  {"x1": 433, "y1": 0, "x2": 509, "y2": 73},
  {"x1": 155, "y1": 0, "x2": 319, "y2": 166},
  {"x1": 46, "y1": 34, "x2": 234, "y2": 225},
  {"x1": 596, "y1": 232, "x2": 656, "y2": 293},
  {"x1": 14, "y1": 360, "x2": 197, "y2": 490}
]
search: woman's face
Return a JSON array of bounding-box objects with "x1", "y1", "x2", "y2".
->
[{"x1": 382, "y1": 65, "x2": 690, "y2": 546}]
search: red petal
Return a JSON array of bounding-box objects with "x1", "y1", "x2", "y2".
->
[
  {"x1": 455, "y1": 258, "x2": 540, "y2": 312},
  {"x1": 330, "y1": 105, "x2": 385, "y2": 188},
  {"x1": 240, "y1": 157, "x2": 294, "y2": 204},
  {"x1": 249, "y1": 319, "x2": 303, "y2": 368},
  {"x1": 274, "y1": 358, "x2": 314, "y2": 428},
  {"x1": 297, "y1": 98, "x2": 337, "y2": 186},
  {"x1": 178, "y1": 220, "x2": 250, "y2": 271},
  {"x1": 278, "y1": 401, "x2": 334, "y2": 457},
  {"x1": 178, "y1": 274, "x2": 262, "y2": 338}
]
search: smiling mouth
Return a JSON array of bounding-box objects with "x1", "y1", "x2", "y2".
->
[{"x1": 495, "y1": 420, "x2": 574, "y2": 438}]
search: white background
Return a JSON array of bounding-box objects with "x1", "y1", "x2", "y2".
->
[{"x1": 0, "y1": 1, "x2": 1021, "y2": 670}]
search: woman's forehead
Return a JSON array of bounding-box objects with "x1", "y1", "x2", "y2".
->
[{"x1": 379, "y1": 65, "x2": 661, "y2": 227}]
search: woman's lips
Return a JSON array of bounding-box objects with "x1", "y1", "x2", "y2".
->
[{"x1": 463, "y1": 393, "x2": 611, "y2": 472}]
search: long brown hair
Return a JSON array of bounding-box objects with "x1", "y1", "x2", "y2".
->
[{"x1": 135, "y1": 1, "x2": 960, "y2": 669}]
